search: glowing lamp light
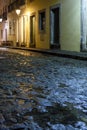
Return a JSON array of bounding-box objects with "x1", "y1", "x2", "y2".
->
[
  {"x1": 0, "y1": 18, "x2": 2, "y2": 22},
  {"x1": 16, "y1": 9, "x2": 21, "y2": 15}
]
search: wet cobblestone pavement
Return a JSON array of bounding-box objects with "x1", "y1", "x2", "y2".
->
[{"x1": 0, "y1": 48, "x2": 87, "y2": 130}]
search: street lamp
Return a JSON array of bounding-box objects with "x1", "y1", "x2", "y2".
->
[
  {"x1": 0, "y1": 16, "x2": 2, "y2": 22},
  {"x1": 0, "y1": 18, "x2": 2, "y2": 22},
  {"x1": 16, "y1": 9, "x2": 21, "y2": 16},
  {"x1": 15, "y1": 9, "x2": 21, "y2": 46}
]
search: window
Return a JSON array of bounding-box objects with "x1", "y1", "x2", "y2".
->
[
  {"x1": 30, "y1": 0, "x2": 34, "y2": 2},
  {"x1": 1, "y1": 30, "x2": 3, "y2": 39},
  {"x1": 39, "y1": 9, "x2": 46, "y2": 32},
  {"x1": 9, "y1": 21, "x2": 11, "y2": 35},
  {"x1": 9, "y1": 19, "x2": 16, "y2": 35}
]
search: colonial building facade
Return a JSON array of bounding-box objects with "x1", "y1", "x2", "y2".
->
[{"x1": 0, "y1": 0, "x2": 86, "y2": 52}]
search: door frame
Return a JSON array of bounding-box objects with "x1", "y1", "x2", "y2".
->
[
  {"x1": 30, "y1": 13, "x2": 36, "y2": 48},
  {"x1": 50, "y1": 4, "x2": 61, "y2": 49}
]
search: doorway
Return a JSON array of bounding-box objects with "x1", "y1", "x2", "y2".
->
[
  {"x1": 50, "y1": 5, "x2": 60, "y2": 49},
  {"x1": 30, "y1": 15, "x2": 36, "y2": 48}
]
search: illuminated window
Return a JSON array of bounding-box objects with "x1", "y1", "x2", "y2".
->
[{"x1": 39, "y1": 9, "x2": 46, "y2": 32}]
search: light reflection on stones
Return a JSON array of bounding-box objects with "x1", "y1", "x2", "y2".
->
[{"x1": 0, "y1": 48, "x2": 87, "y2": 129}]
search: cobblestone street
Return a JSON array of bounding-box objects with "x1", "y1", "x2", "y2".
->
[{"x1": 0, "y1": 48, "x2": 87, "y2": 130}]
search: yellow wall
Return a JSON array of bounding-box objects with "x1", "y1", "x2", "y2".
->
[
  {"x1": 27, "y1": 0, "x2": 81, "y2": 51},
  {"x1": 7, "y1": 0, "x2": 81, "y2": 51},
  {"x1": 61, "y1": 0, "x2": 81, "y2": 52},
  {"x1": 28, "y1": 0, "x2": 61, "y2": 49}
]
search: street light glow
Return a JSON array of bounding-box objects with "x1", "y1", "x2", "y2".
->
[
  {"x1": 16, "y1": 9, "x2": 21, "y2": 15},
  {"x1": 0, "y1": 18, "x2": 2, "y2": 22}
]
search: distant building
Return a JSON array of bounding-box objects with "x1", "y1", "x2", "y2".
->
[
  {"x1": 0, "y1": 0, "x2": 86, "y2": 52},
  {"x1": 0, "y1": 0, "x2": 8, "y2": 45}
]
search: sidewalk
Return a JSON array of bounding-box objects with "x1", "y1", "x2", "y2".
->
[{"x1": 8, "y1": 46, "x2": 87, "y2": 60}]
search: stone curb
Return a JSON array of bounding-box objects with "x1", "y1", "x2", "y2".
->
[{"x1": 7, "y1": 46, "x2": 87, "y2": 61}]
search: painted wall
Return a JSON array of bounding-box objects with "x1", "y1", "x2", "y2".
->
[
  {"x1": 28, "y1": 0, "x2": 61, "y2": 49},
  {"x1": 7, "y1": 8, "x2": 29, "y2": 47},
  {"x1": 6, "y1": 0, "x2": 81, "y2": 51},
  {"x1": 61, "y1": 0, "x2": 81, "y2": 52},
  {"x1": 7, "y1": 12, "x2": 17, "y2": 46},
  {"x1": 27, "y1": 0, "x2": 81, "y2": 51}
]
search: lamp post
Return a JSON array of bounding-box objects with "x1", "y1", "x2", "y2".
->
[{"x1": 15, "y1": 9, "x2": 21, "y2": 46}]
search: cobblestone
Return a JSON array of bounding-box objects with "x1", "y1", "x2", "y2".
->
[{"x1": 0, "y1": 48, "x2": 87, "y2": 130}]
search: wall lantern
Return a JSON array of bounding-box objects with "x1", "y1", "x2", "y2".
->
[
  {"x1": 0, "y1": 17, "x2": 2, "y2": 22},
  {"x1": 15, "y1": 9, "x2": 21, "y2": 16}
]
